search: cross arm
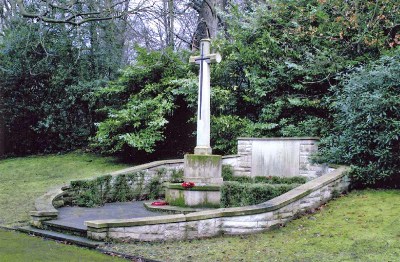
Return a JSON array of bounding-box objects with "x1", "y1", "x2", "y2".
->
[{"x1": 189, "y1": 53, "x2": 222, "y2": 64}]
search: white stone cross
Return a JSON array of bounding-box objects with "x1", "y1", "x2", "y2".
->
[{"x1": 189, "y1": 39, "x2": 221, "y2": 155}]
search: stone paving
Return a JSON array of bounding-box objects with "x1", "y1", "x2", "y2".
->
[{"x1": 47, "y1": 201, "x2": 164, "y2": 231}]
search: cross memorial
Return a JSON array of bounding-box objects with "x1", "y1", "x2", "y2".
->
[
  {"x1": 189, "y1": 38, "x2": 221, "y2": 155},
  {"x1": 165, "y1": 39, "x2": 223, "y2": 207}
]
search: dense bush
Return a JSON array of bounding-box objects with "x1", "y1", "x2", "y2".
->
[
  {"x1": 0, "y1": 19, "x2": 122, "y2": 155},
  {"x1": 90, "y1": 48, "x2": 195, "y2": 159},
  {"x1": 254, "y1": 176, "x2": 307, "y2": 184},
  {"x1": 70, "y1": 171, "x2": 157, "y2": 207},
  {"x1": 318, "y1": 50, "x2": 400, "y2": 188},
  {"x1": 222, "y1": 165, "x2": 308, "y2": 184},
  {"x1": 220, "y1": 182, "x2": 298, "y2": 208},
  {"x1": 91, "y1": 0, "x2": 397, "y2": 157},
  {"x1": 70, "y1": 175, "x2": 112, "y2": 207}
]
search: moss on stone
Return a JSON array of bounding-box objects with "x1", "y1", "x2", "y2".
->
[
  {"x1": 186, "y1": 154, "x2": 222, "y2": 167},
  {"x1": 166, "y1": 191, "x2": 186, "y2": 207}
]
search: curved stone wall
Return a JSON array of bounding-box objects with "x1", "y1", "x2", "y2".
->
[{"x1": 85, "y1": 166, "x2": 350, "y2": 242}]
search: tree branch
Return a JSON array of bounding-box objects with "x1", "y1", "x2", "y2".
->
[{"x1": 14, "y1": 0, "x2": 153, "y2": 26}]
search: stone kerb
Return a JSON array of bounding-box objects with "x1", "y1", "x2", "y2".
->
[{"x1": 86, "y1": 166, "x2": 350, "y2": 242}]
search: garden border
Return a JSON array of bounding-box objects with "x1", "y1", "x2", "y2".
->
[{"x1": 85, "y1": 166, "x2": 350, "y2": 242}]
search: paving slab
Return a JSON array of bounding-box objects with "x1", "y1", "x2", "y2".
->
[
  {"x1": 46, "y1": 201, "x2": 164, "y2": 231},
  {"x1": 18, "y1": 226, "x2": 104, "y2": 248}
]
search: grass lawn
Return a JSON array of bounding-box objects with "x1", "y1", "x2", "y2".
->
[
  {"x1": 109, "y1": 190, "x2": 400, "y2": 261},
  {"x1": 0, "y1": 228, "x2": 122, "y2": 261},
  {"x1": 0, "y1": 152, "x2": 128, "y2": 226}
]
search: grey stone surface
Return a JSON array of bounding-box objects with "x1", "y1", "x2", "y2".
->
[
  {"x1": 184, "y1": 154, "x2": 223, "y2": 185},
  {"x1": 18, "y1": 226, "x2": 104, "y2": 248},
  {"x1": 234, "y1": 138, "x2": 325, "y2": 179},
  {"x1": 46, "y1": 201, "x2": 164, "y2": 231}
]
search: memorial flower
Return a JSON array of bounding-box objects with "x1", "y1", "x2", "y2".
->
[
  {"x1": 151, "y1": 201, "x2": 169, "y2": 206},
  {"x1": 181, "y1": 182, "x2": 195, "y2": 189}
]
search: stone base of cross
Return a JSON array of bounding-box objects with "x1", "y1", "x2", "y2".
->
[{"x1": 183, "y1": 38, "x2": 223, "y2": 186}]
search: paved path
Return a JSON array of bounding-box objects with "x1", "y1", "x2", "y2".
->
[{"x1": 47, "y1": 201, "x2": 164, "y2": 231}]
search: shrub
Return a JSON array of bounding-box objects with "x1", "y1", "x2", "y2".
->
[
  {"x1": 111, "y1": 174, "x2": 134, "y2": 202},
  {"x1": 70, "y1": 175, "x2": 112, "y2": 207},
  {"x1": 221, "y1": 165, "x2": 234, "y2": 181},
  {"x1": 223, "y1": 173, "x2": 308, "y2": 184},
  {"x1": 70, "y1": 171, "x2": 153, "y2": 207},
  {"x1": 254, "y1": 176, "x2": 307, "y2": 184},
  {"x1": 220, "y1": 182, "x2": 298, "y2": 208},
  {"x1": 318, "y1": 50, "x2": 400, "y2": 188},
  {"x1": 146, "y1": 176, "x2": 163, "y2": 200},
  {"x1": 169, "y1": 169, "x2": 184, "y2": 183}
]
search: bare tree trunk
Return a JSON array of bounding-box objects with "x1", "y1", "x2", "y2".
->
[
  {"x1": 163, "y1": 0, "x2": 175, "y2": 48},
  {"x1": 168, "y1": 0, "x2": 175, "y2": 48},
  {"x1": 0, "y1": 94, "x2": 5, "y2": 157},
  {"x1": 192, "y1": 0, "x2": 225, "y2": 50}
]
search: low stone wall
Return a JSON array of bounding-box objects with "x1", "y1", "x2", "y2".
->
[
  {"x1": 235, "y1": 137, "x2": 327, "y2": 180},
  {"x1": 86, "y1": 166, "x2": 350, "y2": 242},
  {"x1": 30, "y1": 156, "x2": 240, "y2": 227}
]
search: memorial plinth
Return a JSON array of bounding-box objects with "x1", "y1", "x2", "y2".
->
[
  {"x1": 165, "y1": 183, "x2": 221, "y2": 208},
  {"x1": 183, "y1": 154, "x2": 223, "y2": 185}
]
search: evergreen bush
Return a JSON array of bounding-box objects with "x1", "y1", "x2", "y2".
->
[
  {"x1": 220, "y1": 182, "x2": 298, "y2": 208},
  {"x1": 318, "y1": 50, "x2": 400, "y2": 188},
  {"x1": 70, "y1": 175, "x2": 112, "y2": 207}
]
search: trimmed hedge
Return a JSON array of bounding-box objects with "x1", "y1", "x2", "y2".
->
[
  {"x1": 70, "y1": 175, "x2": 112, "y2": 207},
  {"x1": 224, "y1": 175, "x2": 307, "y2": 185},
  {"x1": 70, "y1": 171, "x2": 151, "y2": 207},
  {"x1": 220, "y1": 182, "x2": 299, "y2": 208},
  {"x1": 222, "y1": 165, "x2": 307, "y2": 184}
]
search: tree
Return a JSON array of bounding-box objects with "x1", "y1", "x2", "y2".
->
[
  {"x1": 0, "y1": 93, "x2": 4, "y2": 157},
  {"x1": 191, "y1": 0, "x2": 227, "y2": 49}
]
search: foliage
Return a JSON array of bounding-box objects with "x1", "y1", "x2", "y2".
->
[
  {"x1": 91, "y1": 47, "x2": 194, "y2": 157},
  {"x1": 222, "y1": 164, "x2": 308, "y2": 184},
  {"x1": 209, "y1": 0, "x2": 398, "y2": 153},
  {"x1": 254, "y1": 176, "x2": 307, "y2": 184},
  {"x1": 146, "y1": 170, "x2": 165, "y2": 200},
  {"x1": 92, "y1": 0, "x2": 398, "y2": 156},
  {"x1": 221, "y1": 165, "x2": 234, "y2": 181},
  {"x1": 220, "y1": 181, "x2": 297, "y2": 207},
  {"x1": 71, "y1": 175, "x2": 112, "y2": 207},
  {"x1": 69, "y1": 169, "x2": 165, "y2": 207},
  {"x1": 169, "y1": 169, "x2": 184, "y2": 183},
  {"x1": 111, "y1": 175, "x2": 134, "y2": 202},
  {"x1": 317, "y1": 50, "x2": 400, "y2": 187},
  {"x1": 0, "y1": 17, "x2": 123, "y2": 155}
]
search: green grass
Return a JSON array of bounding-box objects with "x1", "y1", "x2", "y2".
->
[
  {"x1": 0, "y1": 152, "x2": 128, "y2": 226},
  {"x1": 0, "y1": 228, "x2": 122, "y2": 261},
  {"x1": 109, "y1": 190, "x2": 400, "y2": 261}
]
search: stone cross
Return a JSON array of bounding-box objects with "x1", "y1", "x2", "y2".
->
[{"x1": 189, "y1": 39, "x2": 221, "y2": 155}]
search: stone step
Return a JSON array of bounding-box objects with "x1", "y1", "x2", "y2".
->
[
  {"x1": 42, "y1": 220, "x2": 87, "y2": 237},
  {"x1": 17, "y1": 226, "x2": 103, "y2": 248}
]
